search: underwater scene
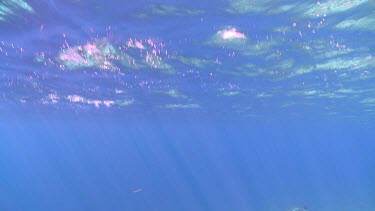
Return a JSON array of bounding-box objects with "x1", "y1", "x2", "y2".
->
[{"x1": 0, "y1": 0, "x2": 374, "y2": 210}]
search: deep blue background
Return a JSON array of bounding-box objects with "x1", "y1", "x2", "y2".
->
[{"x1": 1, "y1": 116, "x2": 374, "y2": 211}]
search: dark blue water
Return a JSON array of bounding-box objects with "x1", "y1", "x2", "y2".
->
[{"x1": 1, "y1": 0, "x2": 374, "y2": 210}]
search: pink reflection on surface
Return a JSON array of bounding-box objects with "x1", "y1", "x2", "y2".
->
[
  {"x1": 67, "y1": 95, "x2": 85, "y2": 103},
  {"x1": 67, "y1": 95, "x2": 115, "y2": 107},
  {"x1": 85, "y1": 43, "x2": 100, "y2": 55},
  {"x1": 127, "y1": 39, "x2": 146, "y2": 49},
  {"x1": 135, "y1": 41, "x2": 145, "y2": 49},
  {"x1": 59, "y1": 48, "x2": 86, "y2": 64},
  {"x1": 220, "y1": 28, "x2": 246, "y2": 40}
]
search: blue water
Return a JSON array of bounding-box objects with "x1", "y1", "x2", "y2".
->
[{"x1": 1, "y1": 0, "x2": 375, "y2": 210}]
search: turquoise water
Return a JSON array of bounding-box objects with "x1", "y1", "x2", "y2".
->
[{"x1": 0, "y1": 0, "x2": 374, "y2": 210}]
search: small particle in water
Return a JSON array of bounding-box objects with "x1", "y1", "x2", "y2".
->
[
  {"x1": 293, "y1": 22, "x2": 296, "y2": 27},
  {"x1": 132, "y1": 188, "x2": 143, "y2": 193}
]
